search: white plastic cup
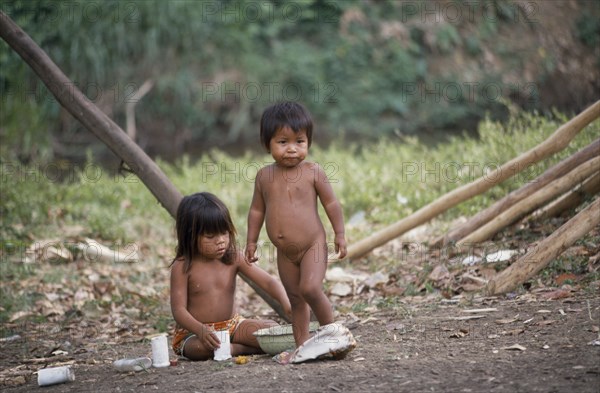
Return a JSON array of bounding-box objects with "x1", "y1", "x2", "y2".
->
[
  {"x1": 37, "y1": 366, "x2": 75, "y2": 386},
  {"x1": 151, "y1": 334, "x2": 170, "y2": 368},
  {"x1": 213, "y1": 330, "x2": 232, "y2": 361},
  {"x1": 113, "y1": 357, "x2": 152, "y2": 372}
]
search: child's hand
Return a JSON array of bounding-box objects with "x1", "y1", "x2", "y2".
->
[
  {"x1": 198, "y1": 325, "x2": 221, "y2": 350},
  {"x1": 335, "y1": 234, "x2": 347, "y2": 259},
  {"x1": 244, "y1": 243, "x2": 259, "y2": 264}
]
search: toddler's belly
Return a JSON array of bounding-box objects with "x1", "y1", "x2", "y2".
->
[{"x1": 265, "y1": 221, "x2": 325, "y2": 261}]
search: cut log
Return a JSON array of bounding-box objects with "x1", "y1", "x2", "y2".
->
[
  {"x1": 457, "y1": 156, "x2": 600, "y2": 246},
  {"x1": 435, "y1": 138, "x2": 600, "y2": 246},
  {"x1": 486, "y1": 196, "x2": 600, "y2": 295},
  {"x1": 345, "y1": 100, "x2": 600, "y2": 260},
  {"x1": 535, "y1": 173, "x2": 600, "y2": 219},
  {"x1": 0, "y1": 12, "x2": 289, "y2": 322}
]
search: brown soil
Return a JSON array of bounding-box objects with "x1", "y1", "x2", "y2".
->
[{"x1": 2, "y1": 293, "x2": 598, "y2": 393}]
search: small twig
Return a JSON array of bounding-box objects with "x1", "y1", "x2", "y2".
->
[
  {"x1": 20, "y1": 355, "x2": 72, "y2": 364},
  {"x1": 125, "y1": 79, "x2": 154, "y2": 141},
  {"x1": 588, "y1": 300, "x2": 594, "y2": 321},
  {"x1": 462, "y1": 308, "x2": 497, "y2": 313},
  {"x1": 118, "y1": 160, "x2": 136, "y2": 175},
  {"x1": 0, "y1": 369, "x2": 34, "y2": 377},
  {"x1": 449, "y1": 315, "x2": 486, "y2": 321},
  {"x1": 462, "y1": 274, "x2": 489, "y2": 285}
]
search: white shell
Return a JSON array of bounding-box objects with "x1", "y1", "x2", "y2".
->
[{"x1": 290, "y1": 323, "x2": 356, "y2": 364}]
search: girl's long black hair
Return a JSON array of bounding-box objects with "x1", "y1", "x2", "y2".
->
[{"x1": 171, "y1": 192, "x2": 237, "y2": 273}]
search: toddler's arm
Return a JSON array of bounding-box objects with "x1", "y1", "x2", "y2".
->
[
  {"x1": 246, "y1": 172, "x2": 266, "y2": 263},
  {"x1": 314, "y1": 164, "x2": 347, "y2": 258}
]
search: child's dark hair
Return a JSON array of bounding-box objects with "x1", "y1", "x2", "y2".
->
[
  {"x1": 171, "y1": 192, "x2": 237, "y2": 272},
  {"x1": 260, "y1": 101, "x2": 313, "y2": 151}
]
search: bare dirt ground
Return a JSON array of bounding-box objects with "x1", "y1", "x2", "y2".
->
[{"x1": 1, "y1": 292, "x2": 598, "y2": 393}]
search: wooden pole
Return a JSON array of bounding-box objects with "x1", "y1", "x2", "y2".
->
[
  {"x1": 0, "y1": 12, "x2": 290, "y2": 322},
  {"x1": 0, "y1": 12, "x2": 181, "y2": 217},
  {"x1": 457, "y1": 156, "x2": 600, "y2": 245},
  {"x1": 486, "y1": 196, "x2": 600, "y2": 295},
  {"x1": 345, "y1": 100, "x2": 600, "y2": 260},
  {"x1": 535, "y1": 173, "x2": 600, "y2": 219},
  {"x1": 435, "y1": 138, "x2": 600, "y2": 246}
]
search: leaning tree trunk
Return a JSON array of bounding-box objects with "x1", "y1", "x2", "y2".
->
[
  {"x1": 486, "y1": 196, "x2": 600, "y2": 295},
  {"x1": 0, "y1": 11, "x2": 290, "y2": 322}
]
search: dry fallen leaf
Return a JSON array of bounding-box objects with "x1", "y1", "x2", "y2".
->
[
  {"x1": 495, "y1": 318, "x2": 519, "y2": 325},
  {"x1": 535, "y1": 320, "x2": 557, "y2": 326},
  {"x1": 540, "y1": 289, "x2": 572, "y2": 300},
  {"x1": 9, "y1": 311, "x2": 34, "y2": 322},
  {"x1": 428, "y1": 265, "x2": 450, "y2": 282},
  {"x1": 449, "y1": 330, "x2": 468, "y2": 338},
  {"x1": 502, "y1": 328, "x2": 525, "y2": 336},
  {"x1": 502, "y1": 344, "x2": 526, "y2": 351},
  {"x1": 555, "y1": 273, "x2": 579, "y2": 286}
]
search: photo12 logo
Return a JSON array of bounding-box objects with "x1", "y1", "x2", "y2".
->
[
  {"x1": 1, "y1": 239, "x2": 140, "y2": 264},
  {"x1": 401, "y1": 161, "x2": 542, "y2": 184},
  {"x1": 1, "y1": 82, "x2": 147, "y2": 106},
  {"x1": 1, "y1": 162, "x2": 140, "y2": 184},
  {"x1": 2, "y1": 1, "x2": 141, "y2": 23},
  {"x1": 199, "y1": 1, "x2": 340, "y2": 23},
  {"x1": 397, "y1": 1, "x2": 538, "y2": 24},
  {"x1": 201, "y1": 82, "x2": 338, "y2": 104},
  {"x1": 200, "y1": 161, "x2": 340, "y2": 184},
  {"x1": 400, "y1": 81, "x2": 539, "y2": 105}
]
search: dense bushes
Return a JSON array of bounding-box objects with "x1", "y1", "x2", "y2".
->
[{"x1": 1, "y1": 0, "x2": 598, "y2": 161}]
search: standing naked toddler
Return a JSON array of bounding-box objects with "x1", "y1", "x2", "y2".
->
[{"x1": 245, "y1": 101, "x2": 347, "y2": 349}]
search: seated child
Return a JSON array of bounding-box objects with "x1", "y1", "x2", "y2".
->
[{"x1": 170, "y1": 192, "x2": 291, "y2": 360}]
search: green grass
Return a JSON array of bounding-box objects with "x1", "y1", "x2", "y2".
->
[{"x1": 2, "y1": 111, "x2": 597, "y2": 247}]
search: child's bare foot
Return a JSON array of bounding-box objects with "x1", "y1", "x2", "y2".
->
[{"x1": 273, "y1": 350, "x2": 293, "y2": 365}]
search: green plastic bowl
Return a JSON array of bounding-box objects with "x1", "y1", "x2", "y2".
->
[{"x1": 253, "y1": 322, "x2": 319, "y2": 355}]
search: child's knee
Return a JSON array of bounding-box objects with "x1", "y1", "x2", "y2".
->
[
  {"x1": 235, "y1": 320, "x2": 264, "y2": 340},
  {"x1": 287, "y1": 292, "x2": 306, "y2": 307},
  {"x1": 299, "y1": 284, "x2": 324, "y2": 303}
]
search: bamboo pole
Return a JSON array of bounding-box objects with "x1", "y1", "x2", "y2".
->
[
  {"x1": 535, "y1": 173, "x2": 600, "y2": 219},
  {"x1": 457, "y1": 156, "x2": 600, "y2": 245},
  {"x1": 486, "y1": 196, "x2": 600, "y2": 295},
  {"x1": 0, "y1": 12, "x2": 290, "y2": 322},
  {"x1": 345, "y1": 100, "x2": 600, "y2": 260},
  {"x1": 435, "y1": 138, "x2": 600, "y2": 246}
]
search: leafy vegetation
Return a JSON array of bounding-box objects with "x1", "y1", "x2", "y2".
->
[
  {"x1": 1, "y1": 111, "x2": 597, "y2": 246},
  {"x1": 2, "y1": 0, "x2": 598, "y2": 161}
]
